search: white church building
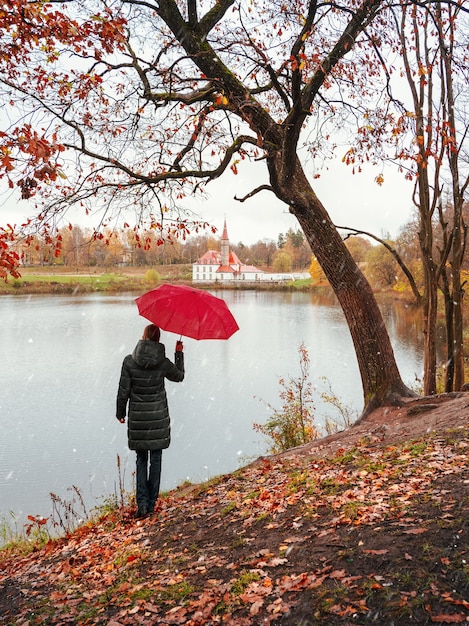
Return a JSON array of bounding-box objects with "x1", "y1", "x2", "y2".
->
[{"x1": 192, "y1": 221, "x2": 264, "y2": 283}]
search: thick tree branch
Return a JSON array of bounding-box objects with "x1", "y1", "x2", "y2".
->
[
  {"x1": 290, "y1": 0, "x2": 318, "y2": 102},
  {"x1": 61, "y1": 133, "x2": 258, "y2": 185},
  {"x1": 283, "y1": 0, "x2": 384, "y2": 172},
  {"x1": 187, "y1": 0, "x2": 197, "y2": 27},
  {"x1": 197, "y1": 0, "x2": 235, "y2": 37}
]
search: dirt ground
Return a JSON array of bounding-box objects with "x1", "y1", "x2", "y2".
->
[
  {"x1": 278, "y1": 391, "x2": 469, "y2": 461},
  {"x1": 1, "y1": 393, "x2": 468, "y2": 625}
]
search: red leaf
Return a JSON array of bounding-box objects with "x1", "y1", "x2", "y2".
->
[{"x1": 127, "y1": 554, "x2": 139, "y2": 563}]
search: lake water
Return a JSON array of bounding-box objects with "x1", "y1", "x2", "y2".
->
[{"x1": 0, "y1": 290, "x2": 424, "y2": 532}]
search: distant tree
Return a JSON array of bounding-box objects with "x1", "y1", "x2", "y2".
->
[
  {"x1": 393, "y1": 218, "x2": 424, "y2": 293},
  {"x1": 58, "y1": 225, "x2": 88, "y2": 268},
  {"x1": 88, "y1": 235, "x2": 107, "y2": 268},
  {"x1": 339, "y1": 225, "x2": 422, "y2": 303},
  {"x1": 249, "y1": 239, "x2": 277, "y2": 267},
  {"x1": 273, "y1": 251, "x2": 293, "y2": 273},
  {"x1": 277, "y1": 234, "x2": 287, "y2": 250},
  {"x1": 309, "y1": 256, "x2": 327, "y2": 284},
  {"x1": 365, "y1": 245, "x2": 400, "y2": 290},
  {"x1": 103, "y1": 232, "x2": 125, "y2": 267},
  {"x1": 206, "y1": 236, "x2": 219, "y2": 253},
  {"x1": 283, "y1": 228, "x2": 312, "y2": 270},
  {"x1": 345, "y1": 236, "x2": 372, "y2": 265},
  {"x1": 19, "y1": 233, "x2": 52, "y2": 266},
  {"x1": 231, "y1": 241, "x2": 247, "y2": 261},
  {"x1": 183, "y1": 235, "x2": 211, "y2": 264},
  {"x1": 285, "y1": 228, "x2": 305, "y2": 248}
]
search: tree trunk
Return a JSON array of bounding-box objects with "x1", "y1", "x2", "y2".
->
[
  {"x1": 416, "y1": 140, "x2": 438, "y2": 396},
  {"x1": 421, "y1": 256, "x2": 438, "y2": 395},
  {"x1": 451, "y1": 219, "x2": 465, "y2": 391},
  {"x1": 440, "y1": 267, "x2": 455, "y2": 392},
  {"x1": 270, "y1": 160, "x2": 415, "y2": 416},
  {"x1": 437, "y1": 2, "x2": 466, "y2": 391}
]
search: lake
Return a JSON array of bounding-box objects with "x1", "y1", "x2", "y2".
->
[{"x1": 0, "y1": 290, "x2": 424, "y2": 533}]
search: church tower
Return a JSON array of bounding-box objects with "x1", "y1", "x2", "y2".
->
[{"x1": 221, "y1": 218, "x2": 230, "y2": 267}]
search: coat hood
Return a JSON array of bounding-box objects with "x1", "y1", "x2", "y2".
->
[{"x1": 132, "y1": 339, "x2": 166, "y2": 369}]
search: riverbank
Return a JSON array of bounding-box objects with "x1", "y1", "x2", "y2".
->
[
  {"x1": 1, "y1": 395, "x2": 468, "y2": 625},
  {"x1": 0, "y1": 266, "x2": 188, "y2": 295},
  {"x1": 0, "y1": 265, "x2": 318, "y2": 295}
]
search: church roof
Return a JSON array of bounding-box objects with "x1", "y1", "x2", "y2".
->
[
  {"x1": 195, "y1": 250, "x2": 244, "y2": 266},
  {"x1": 228, "y1": 251, "x2": 242, "y2": 265},
  {"x1": 240, "y1": 265, "x2": 262, "y2": 273},
  {"x1": 197, "y1": 250, "x2": 220, "y2": 264},
  {"x1": 216, "y1": 264, "x2": 262, "y2": 274}
]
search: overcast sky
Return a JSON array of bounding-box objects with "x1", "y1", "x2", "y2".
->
[
  {"x1": 186, "y1": 158, "x2": 415, "y2": 245},
  {"x1": 1, "y1": 156, "x2": 415, "y2": 246}
]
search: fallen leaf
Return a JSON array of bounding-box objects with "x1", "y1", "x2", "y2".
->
[
  {"x1": 430, "y1": 613, "x2": 467, "y2": 623},
  {"x1": 250, "y1": 600, "x2": 264, "y2": 615}
]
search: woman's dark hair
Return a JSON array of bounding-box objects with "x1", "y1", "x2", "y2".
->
[{"x1": 143, "y1": 324, "x2": 161, "y2": 342}]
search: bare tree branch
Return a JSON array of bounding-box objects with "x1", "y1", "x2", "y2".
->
[
  {"x1": 337, "y1": 224, "x2": 423, "y2": 304},
  {"x1": 234, "y1": 185, "x2": 274, "y2": 202}
]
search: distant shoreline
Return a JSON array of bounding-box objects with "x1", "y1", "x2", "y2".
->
[{"x1": 0, "y1": 267, "x2": 318, "y2": 296}]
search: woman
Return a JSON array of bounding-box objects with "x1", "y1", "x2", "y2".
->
[{"x1": 116, "y1": 324, "x2": 184, "y2": 518}]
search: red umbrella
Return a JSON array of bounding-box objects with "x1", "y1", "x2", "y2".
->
[{"x1": 135, "y1": 284, "x2": 239, "y2": 340}]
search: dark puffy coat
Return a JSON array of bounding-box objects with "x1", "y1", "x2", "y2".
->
[{"x1": 116, "y1": 339, "x2": 184, "y2": 451}]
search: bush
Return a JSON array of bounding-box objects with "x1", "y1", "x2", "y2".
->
[
  {"x1": 254, "y1": 343, "x2": 319, "y2": 454},
  {"x1": 144, "y1": 268, "x2": 161, "y2": 286},
  {"x1": 319, "y1": 377, "x2": 357, "y2": 434}
]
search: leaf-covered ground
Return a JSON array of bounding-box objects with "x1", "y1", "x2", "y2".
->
[{"x1": 1, "y1": 394, "x2": 469, "y2": 625}]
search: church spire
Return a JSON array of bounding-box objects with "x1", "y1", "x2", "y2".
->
[
  {"x1": 222, "y1": 218, "x2": 229, "y2": 241},
  {"x1": 221, "y1": 218, "x2": 230, "y2": 266}
]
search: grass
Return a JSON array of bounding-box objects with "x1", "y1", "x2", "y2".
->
[
  {"x1": 230, "y1": 570, "x2": 262, "y2": 596},
  {"x1": 0, "y1": 265, "x2": 315, "y2": 295},
  {"x1": 221, "y1": 501, "x2": 237, "y2": 515},
  {"x1": 1, "y1": 454, "x2": 133, "y2": 555},
  {"x1": 14, "y1": 272, "x2": 124, "y2": 284},
  {"x1": 2, "y1": 271, "x2": 137, "y2": 293}
]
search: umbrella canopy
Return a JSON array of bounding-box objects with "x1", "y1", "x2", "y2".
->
[{"x1": 135, "y1": 284, "x2": 239, "y2": 340}]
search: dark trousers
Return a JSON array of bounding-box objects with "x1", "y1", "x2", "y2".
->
[{"x1": 135, "y1": 449, "x2": 162, "y2": 512}]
